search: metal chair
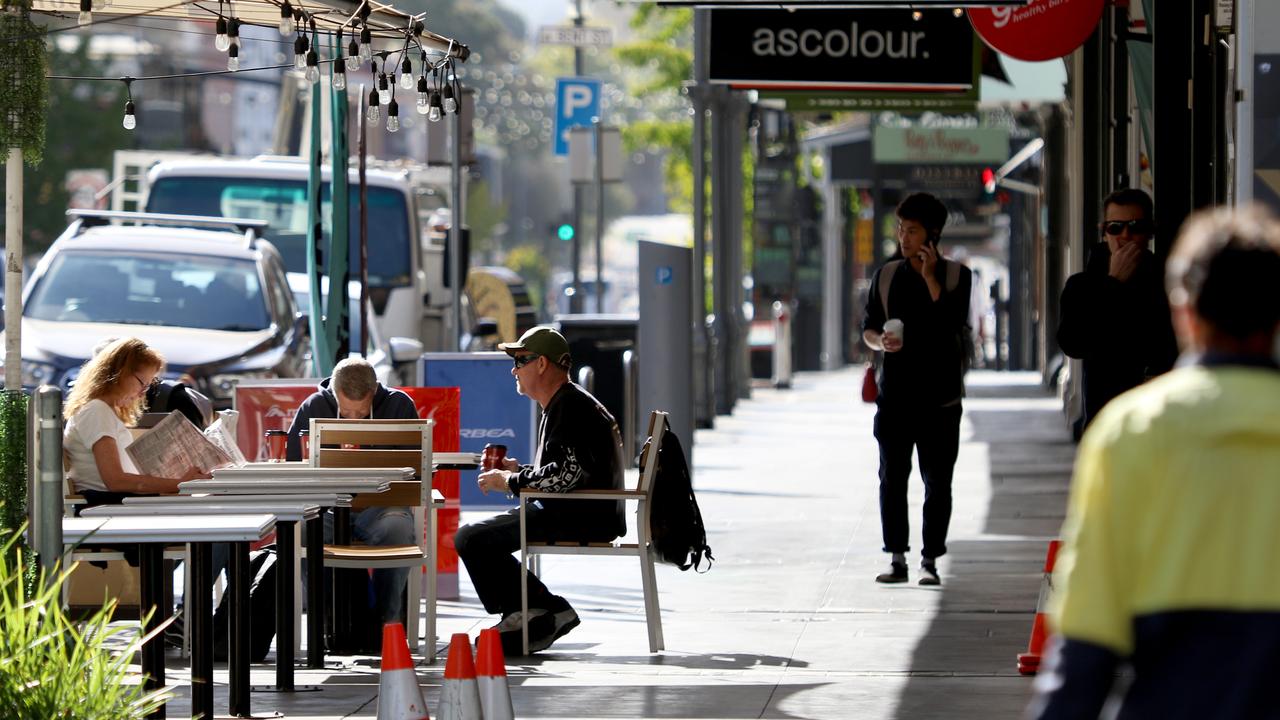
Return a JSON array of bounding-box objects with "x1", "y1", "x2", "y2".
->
[
  {"x1": 518, "y1": 410, "x2": 668, "y2": 655},
  {"x1": 308, "y1": 417, "x2": 439, "y2": 661}
]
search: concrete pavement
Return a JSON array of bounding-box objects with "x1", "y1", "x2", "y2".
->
[{"x1": 153, "y1": 367, "x2": 1075, "y2": 719}]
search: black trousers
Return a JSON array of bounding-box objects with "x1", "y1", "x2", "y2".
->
[
  {"x1": 454, "y1": 507, "x2": 568, "y2": 617},
  {"x1": 874, "y1": 402, "x2": 963, "y2": 560}
]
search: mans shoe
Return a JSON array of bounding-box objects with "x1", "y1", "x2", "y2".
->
[
  {"x1": 875, "y1": 562, "x2": 909, "y2": 584},
  {"x1": 527, "y1": 608, "x2": 580, "y2": 654},
  {"x1": 918, "y1": 563, "x2": 941, "y2": 586},
  {"x1": 493, "y1": 609, "x2": 548, "y2": 657}
]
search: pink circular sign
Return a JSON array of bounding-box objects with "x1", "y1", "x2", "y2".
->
[{"x1": 968, "y1": 0, "x2": 1104, "y2": 62}]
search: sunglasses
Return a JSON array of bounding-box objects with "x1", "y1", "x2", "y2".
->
[
  {"x1": 512, "y1": 354, "x2": 540, "y2": 369},
  {"x1": 1101, "y1": 219, "x2": 1153, "y2": 236}
]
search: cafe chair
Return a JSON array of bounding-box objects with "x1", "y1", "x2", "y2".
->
[
  {"x1": 518, "y1": 410, "x2": 668, "y2": 655},
  {"x1": 309, "y1": 418, "x2": 441, "y2": 661}
]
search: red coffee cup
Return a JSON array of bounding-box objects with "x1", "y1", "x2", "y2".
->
[
  {"x1": 298, "y1": 429, "x2": 310, "y2": 461},
  {"x1": 482, "y1": 443, "x2": 508, "y2": 471},
  {"x1": 264, "y1": 430, "x2": 287, "y2": 462}
]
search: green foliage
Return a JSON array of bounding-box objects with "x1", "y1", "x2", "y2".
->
[
  {"x1": 504, "y1": 243, "x2": 550, "y2": 314},
  {"x1": 0, "y1": 530, "x2": 172, "y2": 718},
  {"x1": 465, "y1": 180, "x2": 507, "y2": 259},
  {"x1": 0, "y1": 6, "x2": 48, "y2": 166},
  {"x1": 0, "y1": 391, "x2": 26, "y2": 540}
]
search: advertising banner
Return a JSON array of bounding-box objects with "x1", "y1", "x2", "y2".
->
[
  {"x1": 873, "y1": 126, "x2": 1010, "y2": 165},
  {"x1": 420, "y1": 352, "x2": 539, "y2": 509},
  {"x1": 968, "y1": 0, "x2": 1104, "y2": 62}
]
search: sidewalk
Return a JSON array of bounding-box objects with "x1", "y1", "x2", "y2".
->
[{"x1": 156, "y1": 367, "x2": 1075, "y2": 719}]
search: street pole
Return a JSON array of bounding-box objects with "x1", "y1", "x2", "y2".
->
[
  {"x1": 570, "y1": 0, "x2": 585, "y2": 313},
  {"x1": 450, "y1": 83, "x2": 464, "y2": 347},
  {"x1": 690, "y1": 9, "x2": 713, "y2": 427},
  {"x1": 593, "y1": 118, "x2": 605, "y2": 313},
  {"x1": 5, "y1": 148, "x2": 21, "y2": 387}
]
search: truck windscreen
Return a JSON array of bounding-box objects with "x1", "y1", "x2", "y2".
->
[{"x1": 146, "y1": 176, "x2": 412, "y2": 288}]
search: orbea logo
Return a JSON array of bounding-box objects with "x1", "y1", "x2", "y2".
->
[{"x1": 461, "y1": 428, "x2": 517, "y2": 439}]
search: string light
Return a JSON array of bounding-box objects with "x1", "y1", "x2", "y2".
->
[
  {"x1": 214, "y1": 16, "x2": 230, "y2": 51},
  {"x1": 305, "y1": 48, "x2": 320, "y2": 83},
  {"x1": 121, "y1": 80, "x2": 135, "y2": 130},
  {"x1": 279, "y1": 0, "x2": 295, "y2": 35},
  {"x1": 399, "y1": 55, "x2": 414, "y2": 90},
  {"x1": 227, "y1": 17, "x2": 240, "y2": 52},
  {"x1": 416, "y1": 75, "x2": 429, "y2": 114},
  {"x1": 911, "y1": 10, "x2": 923, "y2": 21},
  {"x1": 386, "y1": 95, "x2": 399, "y2": 132},
  {"x1": 378, "y1": 68, "x2": 390, "y2": 104},
  {"x1": 953, "y1": 8, "x2": 963, "y2": 17},
  {"x1": 442, "y1": 82, "x2": 456, "y2": 114},
  {"x1": 227, "y1": 43, "x2": 239, "y2": 71},
  {"x1": 366, "y1": 87, "x2": 380, "y2": 124},
  {"x1": 428, "y1": 90, "x2": 442, "y2": 122},
  {"x1": 332, "y1": 58, "x2": 346, "y2": 90},
  {"x1": 293, "y1": 35, "x2": 307, "y2": 70},
  {"x1": 346, "y1": 36, "x2": 360, "y2": 71},
  {"x1": 359, "y1": 25, "x2": 372, "y2": 63}
]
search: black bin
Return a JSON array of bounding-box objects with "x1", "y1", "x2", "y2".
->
[{"x1": 553, "y1": 314, "x2": 640, "y2": 460}]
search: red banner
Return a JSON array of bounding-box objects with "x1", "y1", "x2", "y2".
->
[{"x1": 968, "y1": 0, "x2": 1103, "y2": 62}]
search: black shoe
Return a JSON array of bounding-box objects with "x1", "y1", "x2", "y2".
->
[
  {"x1": 875, "y1": 562, "x2": 909, "y2": 584},
  {"x1": 918, "y1": 563, "x2": 941, "y2": 586},
  {"x1": 492, "y1": 609, "x2": 548, "y2": 658},
  {"x1": 527, "y1": 608, "x2": 579, "y2": 654}
]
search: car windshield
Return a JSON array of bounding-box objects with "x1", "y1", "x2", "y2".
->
[
  {"x1": 145, "y1": 176, "x2": 412, "y2": 288},
  {"x1": 26, "y1": 251, "x2": 271, "y2": 331}
]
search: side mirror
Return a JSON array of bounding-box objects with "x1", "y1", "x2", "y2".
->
[
  {"x1": 471, "y1": 317, "x2": 498, "y2": 338},
  {"x1": 388, "y1": 336, "x2": 424, "y2": 364}
]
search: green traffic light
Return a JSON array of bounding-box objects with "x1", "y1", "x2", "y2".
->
[{"x1": 557, "y1": 223, "x2": 575, "y2": 241}]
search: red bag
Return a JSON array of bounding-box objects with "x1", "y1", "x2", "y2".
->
[{"x1": 861, "y1": 363, "x2": 878, "y2": 403}]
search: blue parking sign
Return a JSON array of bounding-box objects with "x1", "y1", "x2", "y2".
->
[{"x1": 554, "y1": 77, "x2": 601, "y2": 156}]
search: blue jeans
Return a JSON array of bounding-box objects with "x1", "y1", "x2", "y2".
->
[{"x1": 304, "y1": 506, "x2": 415, "y2": 624}]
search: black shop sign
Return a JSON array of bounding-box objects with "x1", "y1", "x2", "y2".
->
[{"x1": 708, "y1": 9, "x2": 976, "y2": 91}]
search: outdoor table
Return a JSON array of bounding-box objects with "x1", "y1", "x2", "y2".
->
[
  {"x1": 63, "y1": 514, "x2": 274, "y2": 720},
  {"x1": 433, "y1": 451, "x2": 481, "y2": 470},
  {"x1": 83, "y1": 501, "x2": 321, "y2": 695},
  {"x1": 182, "y1": 467, "x2": 413, "y2": 663}
]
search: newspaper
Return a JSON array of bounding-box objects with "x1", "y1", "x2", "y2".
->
[{"x1": 126, "y1": 410, "x2": 246, "y2": 479}]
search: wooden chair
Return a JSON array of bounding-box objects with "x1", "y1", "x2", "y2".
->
[
  {"x1": 518, "y1": 410, "x2": 668, "y2": 655},
  {"x1": 308, "y1": 418, "x2": 440, "y2": 661}
]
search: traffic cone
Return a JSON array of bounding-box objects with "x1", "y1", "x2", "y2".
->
[
  {"x1": 475, "y1": 628, "x2": 514, "y2": 720},
  {"x1": 377, "y1": 622, "x2": 431, "y2": 720},
  {"x1": 437, "y1": 633, "x2": 483, "y2": 720},
  {"x1": 1017, "y1": 540, "x2": 1062, "y2": 675}
]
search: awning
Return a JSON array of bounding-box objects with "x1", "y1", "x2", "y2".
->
[{"x1": 31, "y1": 0, "x2": 469, "y2": 60}]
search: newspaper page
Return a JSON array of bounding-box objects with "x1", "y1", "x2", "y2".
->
[
  {"x1": 204, "y1": 410, "x2": 248, "y2": 467},
  {"x1": 126, "y1": 410, "x2": 238, "y2": 478}
]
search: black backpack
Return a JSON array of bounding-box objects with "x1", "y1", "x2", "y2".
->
[{"x1": 648, "y1": 428, "x2": 714, "y2": 572}]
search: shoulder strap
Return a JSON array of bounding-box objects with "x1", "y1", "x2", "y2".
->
[{"x1": 878, "y1": 260, "x2": 902, "y2": 319}]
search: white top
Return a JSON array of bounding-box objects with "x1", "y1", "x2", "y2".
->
[
  {"x1": 63, "y1": 514, "x2": 276, "y2": 544},
  {"x1": 64, "y1": 398, "x2": 138, "y2": 493}
]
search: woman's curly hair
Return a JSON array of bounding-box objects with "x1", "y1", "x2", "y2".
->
[{"x1": 63, "y1": 337, "x2": 165, "y2": 425}]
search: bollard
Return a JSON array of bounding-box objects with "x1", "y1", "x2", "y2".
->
[
  {"x1": 576, "y1": 365, "x2": 595, "y2": 395},
  {"x1": 622, "y1": 349, "x2": 637, "y2": 468},
  {"x1": 771, "y1": 301, "x2": 793, "y2": 389},
  {"x1": 32, "y1": 386, "x2": 63, "y2": 578}
]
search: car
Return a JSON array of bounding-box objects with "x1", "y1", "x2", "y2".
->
[{"x1": 0, "y1": 210, "x2": 310, "y2": 406}]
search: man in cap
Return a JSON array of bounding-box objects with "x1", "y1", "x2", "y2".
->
[{"x1": 454, "y1": 326, "x2": 626, "y2": 655}]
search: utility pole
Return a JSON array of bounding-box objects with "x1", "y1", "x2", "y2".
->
[{"x1": 569, "y1": 0, "x2": 585, "y2": 313}]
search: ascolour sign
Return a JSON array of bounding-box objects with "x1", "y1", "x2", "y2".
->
[{"x1": 710, "y1": 9, "x2": 975, "y2": 91}]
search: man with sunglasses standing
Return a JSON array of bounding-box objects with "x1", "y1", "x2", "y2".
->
[
  {"x1": 1057, "y1": 188, "x2": 1178, "y2": 430},
  {"x1": 456, "y1": 325, "x2": 626, "y2": 655}
]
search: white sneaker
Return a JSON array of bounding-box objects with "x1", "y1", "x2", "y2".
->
[{"x1": 492, "y1": 608, "x2": 547, "y2": 634}]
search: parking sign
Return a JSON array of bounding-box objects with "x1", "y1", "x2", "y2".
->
[{"x1": 554, "y1": 77, "x2": 601, "y2": 156}]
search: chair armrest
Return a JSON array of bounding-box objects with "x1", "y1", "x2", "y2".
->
[
  {"x1": 520, "y1": 488, "x2": 646, "y2": 502},
  {"x1": 430, "y1": 489, "x2": 445, "y2": 506},
  {"x1": 352, "y1": 480, "x2": 422, "y2": 509}
]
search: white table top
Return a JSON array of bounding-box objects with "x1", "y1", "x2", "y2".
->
[
  {"x1": 63, "y1": 514, "x2": 276, "y2": 544},
  {"x1": 82, "y1": 503, "x2": 320, "y2": 523},
  {"x1": 434, "y1": 452, "x2": 481, "y2": 468},
  {"x1": 213, "y1": 466, "x2": 413, "y2": 480},
  {"x1": 125, "y1": 493, "x2": 351, "y2": 508},
  {"x1": 180, "y1": 478, "x2": 392, "y2": 495}
]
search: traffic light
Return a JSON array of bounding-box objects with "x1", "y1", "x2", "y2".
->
[
  {"x1": 981, "y1": 167, "x2": 997, "y2": 198},
  {"x1": 557, "y1": 223, "x2": 575, "y2": 242}
]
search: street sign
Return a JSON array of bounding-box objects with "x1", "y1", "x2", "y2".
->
[
  {"x1": 568, "y1": 125, "x2": 623, "y2": 183},
  {"x1": 554, "y1": 77, "x2": 601, "y2": 156},
  {"x1": 538, "y1": 25, "x2": 613, "y2": 47}
]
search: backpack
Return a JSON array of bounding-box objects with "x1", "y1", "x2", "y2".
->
[
  {"x1": 149, "y1": 380, "x2": 215, "y2": 430},
  {"x1": 648, "y1": 428, "x2": 714, "y2": 572},
  {"x1": 212, "y1": 548, "x2": 278, "y2": 662},
  {"x1": 877, "y1": 258, "x2": 976, "y2": 374}
]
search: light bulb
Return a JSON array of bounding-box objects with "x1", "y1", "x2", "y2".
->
[
  {"x1": 215, "y1": 17, "x2": 229, "y2": 51},
  {"x1": 367, "y1": 89, "x2": 380, "y2": 124},
  {"x1": 387, "y1": 99, "x2": 400, "y2": 132},
  {"x1": 359, "y1": 27, "x2": 372, "y2": 62},
  {"x1": 279, "y1": 2, "x2": 295, "y2": 35},
  {"x1": 442, "y1": 85, "x2": 457, "y2": 114},
  {"x1": 953, "y1": 8, "x2": 963, "y2": 18},
  {"x1": 416, "y1": 77, "x2": 430, "y2": 114},
  {"x1": 333, "y1": 70, "x2": 346, "y2": 91},
  {"x1": 378, "y1": 74, "x2": 390, "y2": 104},
  {"x1": 428, "y1": 91, "x2": 442, "y2": 122},
  {"x1": 78, "y1": 0, "x2": 91, "y2": 24},
  {"x1": 293, "y1": 36, "x2": 306, "y2": 70},
  {"x1": 228, "y1": 18, "x2": 240, "y2": 48},
  {"x1": 305, "y1": 50, "x2": 319, "y2": 83},
  {"x1": 911, "y1": 10, "x2": 923, "y2": 21},
  {"x1": 399, "y1": 57, "x2": 413, "y2": 88},
  {"x1": 122, "y1": 101, "x2": 136, "y2": 130},
  {"x1": 346, "y1": 40, "x2": 360, "y2": 71},
  {"x1": 227, "y1": 44, "x2": 240, "y2": 71}
]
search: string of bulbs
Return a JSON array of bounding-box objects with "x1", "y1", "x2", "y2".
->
[{"x1": 61, "y1": 0, "x2": 466, "y2": 133}]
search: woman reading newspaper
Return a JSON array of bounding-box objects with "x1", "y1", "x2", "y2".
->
[{"x1": 63, "y1": 337, "x2": 211, "y2": 507}]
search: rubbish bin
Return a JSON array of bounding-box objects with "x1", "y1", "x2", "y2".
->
[{"x1": 553, "y1": 314, "x2": 640, "y2": 466}]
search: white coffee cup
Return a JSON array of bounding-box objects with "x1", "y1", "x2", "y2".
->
[{"x1": 884, "y1": 319, "x2": 904, "y2": 346}]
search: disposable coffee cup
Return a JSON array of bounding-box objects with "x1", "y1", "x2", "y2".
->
[
  {"x1": 264, "y1": 430, "x2": 287, "y2": 462},
  {"x1": 884, "y1": 319, "x2": 904, "y2": 346}
]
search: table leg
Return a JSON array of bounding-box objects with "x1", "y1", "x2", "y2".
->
[
  {"x1": 139, "y1": 543, "x2": 166, "y2": 720},
  {"x1": 275, "y1": 522, "x2": 295, "y2": 691},
  {"x1": 190, "y1": 543, "x2": 214, "y2": 720},
  {"x1": 331, "y1": 506, "x2": 352, "y2": 654},
  {"x1": 228, "y1": 541, "x2": 251, "y2": 717},
  {"x1": 306, "y1": 516, "x2": 325, "y2": 669}
]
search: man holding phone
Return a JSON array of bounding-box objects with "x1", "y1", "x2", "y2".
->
[
  {"x1": 1057, "y1": 188, "x2": 1178, "y2": 431},
  {"x1": 862, "y1": 192, "x2": 973, "y2": 586}
]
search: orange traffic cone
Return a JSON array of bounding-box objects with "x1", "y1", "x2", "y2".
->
[
  {"x1": 1017, "y1": 540, "x2": 1062, "y2": 675},
  {"x1": 377, "y1": 622, "x2": 431, "y2": 720},
  {"x1": 437, "y1": 633, "x2": 483, "y2": 720},
  {"x1": 476, "y1": 628, "x2": 514, "y2": 720}
]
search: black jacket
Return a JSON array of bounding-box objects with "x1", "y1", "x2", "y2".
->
[
  {"x1": 285, "y1": 377, "x2": 418, "y2": 460},
  {"x1": 507, "y1": 381, "x2": 625, "y2": 542},
  {"x1": 1057, "y1": 243, "x2": 1179, "y2": 426}
]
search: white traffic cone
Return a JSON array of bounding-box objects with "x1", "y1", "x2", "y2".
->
[
  {"x1": 476, "y1": 628, "x2": 514, "y2": 720},
  {"x1": 377, "y1": 622, "x2": 430, "y2": 720},
  {"x1": 437, "y1": 633, "x2": 483, "y2": 720}
]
